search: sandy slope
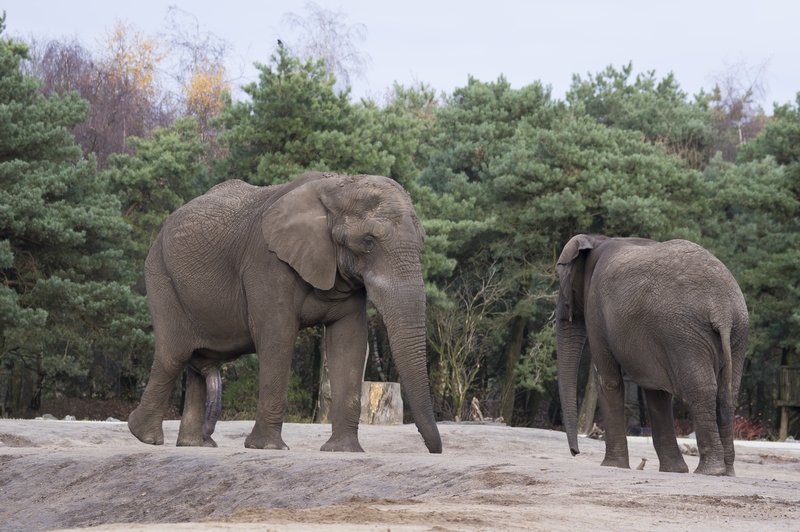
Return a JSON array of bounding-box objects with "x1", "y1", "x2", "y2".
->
[{"x1": 1, "y1": 419, "x2": 798, "y2": 532}]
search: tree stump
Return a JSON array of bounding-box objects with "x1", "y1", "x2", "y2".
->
[{"x1": 360, "y1": 382, "x2": 403, "y2": 425}]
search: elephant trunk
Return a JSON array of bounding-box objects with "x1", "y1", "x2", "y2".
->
[
  {"x1": 365, "y1": 266, "x2": 442, "y2": 454},
  {"x1": 557, "y1": 317, "x2": 587, "y2": 456}
]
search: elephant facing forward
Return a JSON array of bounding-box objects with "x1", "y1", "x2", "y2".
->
[
  {"x1": 556, "y1": 234, "x2": 747, "y2": 476},
  {"x1": 128, "y1": 171, "x2": 442, "y2": 454}
]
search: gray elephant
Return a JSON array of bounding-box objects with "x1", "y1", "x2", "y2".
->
[
  {"x1": 128, "y1": 171, "x2": 442, "y2": 454},
  {"x1": 556, "y1": 234, "x2": 747, "y2": 476}
]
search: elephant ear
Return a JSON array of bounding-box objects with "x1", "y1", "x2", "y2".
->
[
  {"x1": 556, "y1": 234, "x2": 603, "y2": 322},
  {"x1": 262, "y1": 184, "x2": 336, "y2": 291}
]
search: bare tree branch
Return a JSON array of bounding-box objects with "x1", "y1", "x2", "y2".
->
[{"x1": 282, "y1": 1, "x2": 371, "y2": 93}]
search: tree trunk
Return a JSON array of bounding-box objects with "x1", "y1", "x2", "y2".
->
[
  {"x1": 28, "y1": 353, "x2": 45, "y2": 411},
  {"x1": 525, "y1": 389, "x2": 541, "y2": 428},
  {"x1": 637, "y1": 384, "x2": 647, "y2": 428},
  {"x1": 0, "y1": 325, "x2": 5, "y2": 416},
  {"x1": 780, "y1": 406, "x2": 789, "y2": 442},
  {"x1": 500, "y1": 315, "x2": 526, "y2": 425},
  {"x1": 360, "y1": 381, "x2": 403, "y2": 424},
  {"x1": 10, "y1": 359, "x2": 23, "y2": 413},
  {"x1": 178, "y1": 367, "x2": 187, "y2": 416},
  {"x1": 577, "y1": 364, "x2": 598, "y2": 434},
  {"x1": 370, "y1": 322, "x2": 386, "y2": 382},
  {"x1": 315, "y1": 327, "x2": 331, "y2": 423},
  {"x1": 310, "y1": 327, "x2": 322, "y2": 416}
]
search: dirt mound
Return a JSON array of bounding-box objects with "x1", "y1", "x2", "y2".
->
[
  {"x1": 9, "y1": 398, "x2": 181, "y2": 421},
  {"x1": 1, "y1": 420, "x2": 798, "y2": 532}
]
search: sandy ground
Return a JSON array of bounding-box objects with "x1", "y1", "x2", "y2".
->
[{"x1": 1, "y1": 419, "x2": 798, "y2": 532}]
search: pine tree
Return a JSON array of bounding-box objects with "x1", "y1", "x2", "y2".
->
[
  {"x1": 568, "y1": 63, "x2": 714, "y2": 169},
  {"x1": 106, "y1": 116, "x2": 212, "y2": 277},
  {"x1": 419, "y1": 75, "x2": 706, "y2": 424},
  {"x1": 704, "y1": 95, "x2": 800, "y2": 418},
  {"x1": 215, "y1": 45, "x2": 394, "y2": 185},
  {"x1": 0, "y1": 15, "x2": 150, "y2": 413}
]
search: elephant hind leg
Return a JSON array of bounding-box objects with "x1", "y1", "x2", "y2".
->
[
  {"x1": 688, "y1": 391, "x2": 727, "y2": 476},
  {"x1": 643, "y1": 389, "x2": 688, "y2": 473},
  {"x1": 129, "y1": 341, "x2": 194, "y2": 445},
  {"x1": 716, "y1": 395, "x2": 736, "y2": 476},
  {"x1": 132, "y1": 256, "x2": 199, "y2": 445}
]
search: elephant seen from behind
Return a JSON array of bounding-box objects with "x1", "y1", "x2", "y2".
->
[
  {"x1": 556, "y1": 234, "x2": 747, "y2": 476},
  {"x1": 128, "y1": 171, "x2": 442, "y2": 454}
]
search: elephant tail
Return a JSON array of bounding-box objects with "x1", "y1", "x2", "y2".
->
[{"x1": 717, "y1": 323, "x2": 734, "y2": 428}]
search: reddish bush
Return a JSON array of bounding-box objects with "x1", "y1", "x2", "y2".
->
[
  {"x1": 674, "y1": 419, "x2": 694, "y2": 437},
  {"x1": 734, "y1": 413, "x2": 772, "y2": 441}
]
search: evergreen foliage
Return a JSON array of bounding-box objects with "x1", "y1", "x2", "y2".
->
[
  {"x1": 0, "y1": 17, "x2": 150, "y2": 410},
  {"x1": 568, "y1": 63, "x2": 713, "y2": 168},
  {"x1": 3, "y1": 12, "x2": 799, "y2": 438},
  {"x1": 418, "y1": 74, "x2": 707, "y2": 421},
  {"x1": 106, "y1": 116, "x2": 213, "y2": 276},
  {"x1": 215, "y1": 46, "x2": 394, "y2": 185}
]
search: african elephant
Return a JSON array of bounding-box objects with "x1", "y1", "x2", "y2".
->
[
  {"x1": 556, "y1": 234, "x2": 747, "y2": 476},
  {"x1": 128, "y1": 171, "x2": 442, "y2": 454}
]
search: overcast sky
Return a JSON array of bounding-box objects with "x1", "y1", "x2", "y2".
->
[{"x1": 6, "y1": 1, "x2": 800, "y2": 109}]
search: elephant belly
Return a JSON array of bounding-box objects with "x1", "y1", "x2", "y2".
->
[
  {"x1": 193, "y1": 344, "x2": 255, "y2": 365},
  {"x1": 594, "y1": 304, "x2": 682, "y2": 395},
  {"x1": 158, "y1": 269, "x2": 256, "y2": 356}
]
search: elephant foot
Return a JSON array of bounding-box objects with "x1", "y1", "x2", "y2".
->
[
  {"x1": 600, "y1": 455, "x2": 630, "y2": 469},
  {"x1": 658, "y1": 458, "x2": 689, "y2": 473},
  {"x1": 245, "y1": 424, "x2": 289, "y2": 450},
  {"x1": 127, "y1": 407, "x2": 164, "y2": 445},
  {"x1": 725, "y1": 465, "x2": 736, "y2": 477},
  {"x1": 693, "y1": 458, "x2": 727, "y2": 476},
  {"x1": 320, "y1": 433, "x2": 364, "y2": 453},
  {"x1": 176, "y1": 433, "x2": 218, "y2": 448}
]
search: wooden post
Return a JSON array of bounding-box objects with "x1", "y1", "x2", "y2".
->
[
  {"x1": 500, "y1": 315, "x2": 525, "y2": 426},
  {"x1": 777, "y1": 365, "x2": 800, "y2": 442},
  {"x1": 780, "y1": 405, "x2": 789, "y2": 442}
]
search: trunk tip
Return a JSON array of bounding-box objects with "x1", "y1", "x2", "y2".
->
[
  {"x1": 420, "y1": 425, "x2": 442, "y2": 453},
  {"x1": 424, "y1": 433, "x2": 443, "y2": 453},
  {"x1": 427, "y1": 441, "x2": 443, "y2": 454},
  {"x1": 570, "y1": 447, "x2": 580, "y2": 456}
]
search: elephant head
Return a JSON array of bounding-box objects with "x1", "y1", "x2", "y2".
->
[
  {"x1": 555, "y1": 234, "x2": 610, "y2": 457},
  {"x1": 262, "y1": 173, "x2": 441, "y2": 453}
]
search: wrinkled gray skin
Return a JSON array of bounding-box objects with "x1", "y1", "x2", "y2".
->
[
  {"x1": 128, "y1": 172, "x2": 442, "y2": 454},
  {"x1": 556, "y1": 234, "x2": 747, "y2": 476}
]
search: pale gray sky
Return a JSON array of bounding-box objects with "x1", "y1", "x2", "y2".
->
[{"x1": 6, "y1": 1, "x2": 800, "y2": 109}]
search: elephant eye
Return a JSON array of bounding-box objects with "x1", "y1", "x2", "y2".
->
[{"x1": 364, "y1": 238, "x2": 375, "y2": 252}]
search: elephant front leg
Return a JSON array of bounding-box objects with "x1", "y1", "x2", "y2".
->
[
  {"x1": 320, "y1": 305, "x2": 368, "y2": 452},
  {"x1": 177, "y1": 365, "x2": 219, "y2": 448},
  {"x1": 245, "y1": 328, "x2": 296, "y2": 450},
  {"x1": 643, "y1": 389, "x2": 688, "y2": 473}
]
